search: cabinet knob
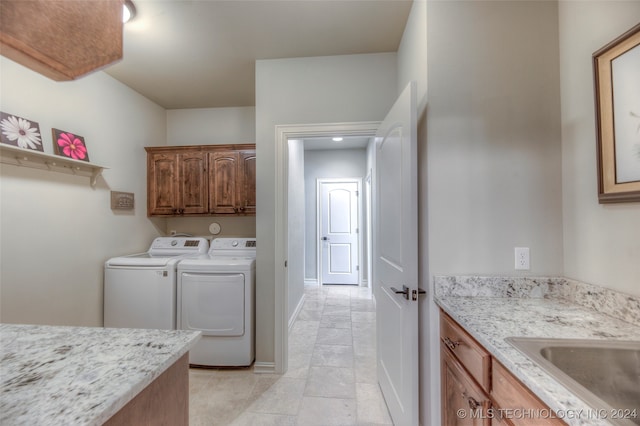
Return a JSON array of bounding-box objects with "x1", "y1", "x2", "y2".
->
[
  {"x1": 462, "y1": 391, "x2": 481, "y2": 410},
  {"x1": 444, "y1": 336, "x2": 461, "y2": 351}
]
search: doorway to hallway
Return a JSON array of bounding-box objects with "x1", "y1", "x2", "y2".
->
[{"x1": 275, "y1": 83, "x2": 420, "y2": 425}]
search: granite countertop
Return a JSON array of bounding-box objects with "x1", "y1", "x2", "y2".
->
[
  {"x1": 0, "y1": 324, "x2": 200, "y2": 426},
  {"x1": 434, "y1": 276, "x2": 640, "y2": 426}
]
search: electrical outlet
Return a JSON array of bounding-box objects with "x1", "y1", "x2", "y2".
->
[
  {"x1": 515, "y1": 247, "x2": 530, "y2": 270},
  {"x1": 170, "y1": 230, "x2": 177, "y2": 236}
]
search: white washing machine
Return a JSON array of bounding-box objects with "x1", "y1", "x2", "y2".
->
[
  {"x1": 177, "y1": 238, "x2": 256, "y2": 367},
  {"x1": 104, "y1": 237, "x2": 209, "y2": 330}
]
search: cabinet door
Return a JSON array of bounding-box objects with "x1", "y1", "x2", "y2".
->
[
  {"x1": 442, "y1": 343, "x2": 491, "y2": 426},
  {"x1": 492, "y1": 411, "x2": 515, "y2": 426},
  {"x1": 492, "y1": 360, "x2": 566, "y2": 426},
  {"x1": 148, "y1": 152, "x2": 179, "y2": 216},
  {"x1": 209, "y1": 151, "x2": 239, "y2": 214},
  {"x1": 178, "y1": 152, "x2": 208, "y2": 214},
  {"x1": 238, "y1": 150, "x2": 256, "y2": 215}
]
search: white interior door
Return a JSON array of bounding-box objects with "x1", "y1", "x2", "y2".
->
[
  {"x1": 375, "y1": 81, "x2": 419, "y2": 425},
  {"x1": 319, "y1": 179, "x2": 360, "y2": 285}
]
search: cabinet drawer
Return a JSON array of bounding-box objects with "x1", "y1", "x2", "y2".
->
[
  {"x1": 492, "y1": 360, "x2": 566, "y2": 426},
  {"x1": 441, "y1": 311, "x2": 491, "y2": 392},
  {"x1": 442, "y1": 342, "x2": 491, "y2": 426}
]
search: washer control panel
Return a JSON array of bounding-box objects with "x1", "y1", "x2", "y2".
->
[{"x1": 148, "y1": 237, "x2": 209, "y2": 255}]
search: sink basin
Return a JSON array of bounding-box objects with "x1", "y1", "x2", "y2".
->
[{"x1": 506, "y1": 337, "x2": 640, "y2": 426}]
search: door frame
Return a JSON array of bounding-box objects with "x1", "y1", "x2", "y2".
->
[
  {"x1": 274, "y1": 121, "x2": 380, "y2": 374},
  {"x1": 316, "y1": 177, "x2": 363, "y2": 287}
]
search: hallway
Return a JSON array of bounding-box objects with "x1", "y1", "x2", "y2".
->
[{"x1": 189, "y1": 284, "x2": 393, "y2": 425}]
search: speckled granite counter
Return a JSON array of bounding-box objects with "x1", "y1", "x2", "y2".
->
[
  {"x1": 434, "y1": 276, "x2": 640, "y2": 426},
  {"x1": 0, "y1": 324, "x2": 200, "y2": 426}
]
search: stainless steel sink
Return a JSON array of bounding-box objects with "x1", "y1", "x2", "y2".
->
[{"x1": 506, "y1": 337, "x2": 640, "y2": 426}]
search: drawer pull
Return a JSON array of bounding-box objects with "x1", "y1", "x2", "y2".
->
[
  {"x1": 444, "y1": 336, "x2": 461, "y2": 351},
  {"x1": 462, "y1": 391, "x2": 481, "y2": 410}
]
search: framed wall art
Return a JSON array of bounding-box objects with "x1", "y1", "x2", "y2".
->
[
  {"x1": 52, "y1": 128, "x2": 90, "y2": 162},
  {"x1": 0, "y1": 111, "x2": 44, "y2": 152},
  {"x1": 110, "y1": 191, "x2": 135, "y2": 210},
  {"x1": 593, "y1": 23, "x2": 640, "y2": 203}
]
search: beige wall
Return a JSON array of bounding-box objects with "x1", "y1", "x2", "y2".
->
[
  {"x1": 559, "y1": 1, "x2": 640, "y2": 297},
  {"x1": 288, "y1": 140, "x2": 306, "y2": 323},
  {"x1": 426, "y1": 1, "x2": 563, "y2": 279},
  {"x1": 0, "y1": 58, "x2": 166, "y2": 326},
  {"x1": 397, "y1": 2, "x2": 640, "y2": 424},
  {"x1": 165, "y1": 106, "x2": 257, "y2": 238},
  {"x1": 255, "y1": 53, "x2": 398, "y2": 366},
  {"x1": 398, "y1": 1, "x2": 564, "y2": 424},
  {"x1": 397, "y1": 0, "x2": 428, "y2": 116},
  {"x1": 166, "y1": 107, "x2": 255, "y2": 146}
]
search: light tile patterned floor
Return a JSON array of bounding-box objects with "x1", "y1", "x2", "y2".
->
[{"x1": 189, "y1": 284, "x2": 393, "y2": 425}]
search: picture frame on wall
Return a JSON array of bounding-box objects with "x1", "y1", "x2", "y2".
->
[
  {"x1": 0, "y1": 111, "x2": 44, "y2": 152},
  {"x1": 52, "y1": 128, "x2": 90, "y2": 162},
  {"x1": 593, "y1": 23, "x2": 640, "y2": 204}
]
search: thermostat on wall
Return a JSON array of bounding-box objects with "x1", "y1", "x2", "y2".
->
[{"x1": 209, "y1": 222, "x2": 221, "y2": 235}]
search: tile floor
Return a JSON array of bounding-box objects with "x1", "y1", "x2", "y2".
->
[{"x1": 189, "y1": 284, "x2": 393, "y2": 425}]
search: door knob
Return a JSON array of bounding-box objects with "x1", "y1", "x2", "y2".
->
[
  {"x1": 322, "y1": 236, "x2": 329, "y2": 241},
  {"x1": 390, "y1": 285, "x2": 409, "y2": 300}
]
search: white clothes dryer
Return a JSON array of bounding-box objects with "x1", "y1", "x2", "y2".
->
[
  {"x1": 177, "y1": 238, "x2": 256, "y2": 367},
  {"x1": 104, "y1": 237, "x2": 209, "y2": 330}
]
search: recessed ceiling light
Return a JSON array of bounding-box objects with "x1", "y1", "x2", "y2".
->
[
  {"x1": 123, "y1": 0, "x2": 136, "y2": 23},
  {"x1": 332, "y1": 137, "x2": 343, "y2": 142}
]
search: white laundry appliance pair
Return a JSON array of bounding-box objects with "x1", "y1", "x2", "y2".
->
[
  {"x1": 177, "y1": 238, "x2": 256, "y2": 367},
  {"x1": 104, "y1": 237, "x2": 209, "y2": 330}
]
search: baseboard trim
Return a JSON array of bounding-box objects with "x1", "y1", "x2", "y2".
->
[
  {"x1": 288, "y1": 293, "x2": 306, "y2": 332},
  {"x1": 253, "y1": 361, "x2": 276, "y2": 374},
  {"x1": 304, "y1": 279, "x2": 318, "y2": 286}
]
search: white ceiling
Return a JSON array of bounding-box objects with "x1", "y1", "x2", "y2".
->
[{"x1": 104, "y1": 0, "x2": 413, "y2": 109}]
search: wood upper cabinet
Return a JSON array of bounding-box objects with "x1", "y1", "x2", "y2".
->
[
  {"x1": 209, "y1": 151, "x2": 240, "y2": 214},
  {"x1": 147, "y1": 152, "x2": 179, "y2": 216},
  {"x1": 0, "y1": 0, "x2": 123, "y2": 81},
  {"x1": 177, "y1": 151, "x2": 208, "y2": 215},
  {"x1": 209, "y1": 149, "x2": 256, "y2": 215},
  {"x1": 238, "y1": 150, "x2": 256, "y2": 214},
  {"x1": 146, "y1": 145, "x2": 255, "y2": 217}
]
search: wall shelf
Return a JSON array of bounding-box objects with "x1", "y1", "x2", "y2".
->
[{"x1": 0, "y1": 144, "x2": 107, "y2": 187}]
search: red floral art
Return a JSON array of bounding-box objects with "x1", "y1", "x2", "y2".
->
[{"x1": 57, "y1": 132, "x2": 88, "y2": 160}]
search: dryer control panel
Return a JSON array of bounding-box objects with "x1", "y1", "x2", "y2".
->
[{"x1": 209, "y1": 238, "x2": 257, "y2": 256}]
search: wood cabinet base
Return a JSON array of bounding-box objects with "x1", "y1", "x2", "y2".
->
[
  {"x1": 440, "y1": 310, "x2": 566, "y2": 426},
  {"x1": 104, "y1": 354, "x2": 189, "y2": 426}
]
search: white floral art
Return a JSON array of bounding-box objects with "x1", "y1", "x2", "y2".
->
[{"x1": 0, "y1": 112, "x2": 43, "y2": 152}]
